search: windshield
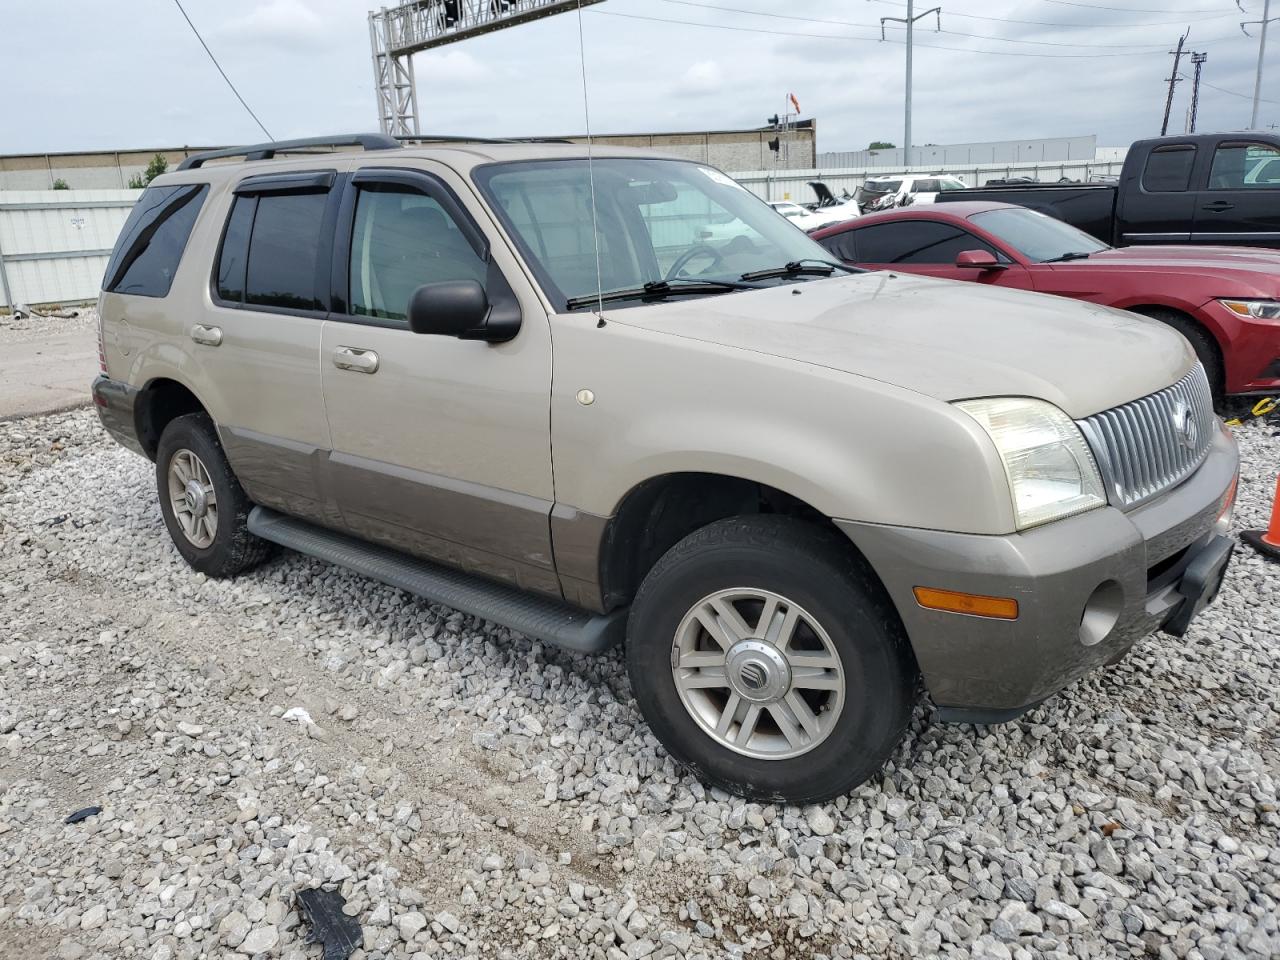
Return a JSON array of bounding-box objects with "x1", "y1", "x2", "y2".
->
[
  {"x1": 473, "y1": 158, "x2": 836, "y2": 310},
  {"x1": 970, "y1": 207, "x2": 1110, "y2": 262},
  {"x1": 861, "y1": 179, "x2": 902, "y2": 194}
]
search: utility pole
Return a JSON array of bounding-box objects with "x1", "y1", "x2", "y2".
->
[
  {"x1": 1188, "y1": 52, "x2": 1207, "y2": 133},
  {"x1": 880, "y1": 2, "x2": 941, "y2": 168},
  {"x1": 1240, "y1": 0, "x2": 1278, "y2": 129},
  {"x1": 1161, "y1": 29, "x2": 1189, "y2": 136}
]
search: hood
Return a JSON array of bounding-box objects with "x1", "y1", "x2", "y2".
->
[
  {"x1": 1080, "y1": 245, "x2": 1280, "y2": 293},
  {"x1": 610, "y1": 272, "x2": 1193, "y2": 419}
]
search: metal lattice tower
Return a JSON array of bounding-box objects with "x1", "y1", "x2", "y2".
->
[{"x1": 369, "y1": 0, "x2": 606, "y2": 135}]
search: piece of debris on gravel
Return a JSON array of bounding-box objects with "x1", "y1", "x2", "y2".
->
[{"x1": 0, "y1": 407, "x2": 1276, "y2": 960}]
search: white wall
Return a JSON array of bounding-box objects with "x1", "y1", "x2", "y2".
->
[{"x1": 0, "y1": 190, "x2": 139, "y2": 307}]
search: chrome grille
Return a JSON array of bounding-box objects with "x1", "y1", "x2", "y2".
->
[{"x1": 1077, "y1": 364, "x2": 1215, "y2": 509}]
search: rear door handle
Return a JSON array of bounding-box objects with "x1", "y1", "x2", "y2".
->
[
  {"x1": 1201, "y1": 200, "x2": 1235, "y2": 212},
  {"x1": 190, "y1": 324, "x2": 222, "y2": 346},
  {"x1": 332, "y1": 346, "x2": 379, "y2": 374}
]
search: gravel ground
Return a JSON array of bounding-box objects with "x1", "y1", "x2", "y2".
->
[{"x1": 0, "y1": 408, "x2": 1277, "y2": 960}]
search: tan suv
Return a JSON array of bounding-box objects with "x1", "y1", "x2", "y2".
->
[{"x1": 93, "y1": 134, "x2": 1239, "y2": 803}]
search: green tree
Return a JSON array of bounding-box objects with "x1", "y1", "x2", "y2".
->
[
  {"x1": 51, "y1": 178, "x2": 70, "y2": 190},
  {"x1": 868, "y1": 141, "x2": 896, "y2": 151},
  {"x1": 127, "y1": 153, "x2": 168, "y2": 189}
]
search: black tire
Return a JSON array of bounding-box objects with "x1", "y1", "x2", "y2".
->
[
  {"x1": 155, "y1": 413, "x2": 272, "y2": 577},
  {"x1": 1135, "y1": 308, "x2": 1225, "y2": 408},
  {"x1": 626, "y1": 516, "x2": 918, "y2": 804}
]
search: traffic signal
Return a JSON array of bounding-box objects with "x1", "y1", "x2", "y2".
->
[
  {"x1": 768, "y1": 138, "x2": 780, "y2": 153},
  {"x1": 767, "y1": 115, "x2": 780, "y2": 128}
]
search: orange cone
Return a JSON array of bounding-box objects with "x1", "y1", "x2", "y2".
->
[{"x1": 1242, "y1": 476, "x2": 1280, "y2": 561}]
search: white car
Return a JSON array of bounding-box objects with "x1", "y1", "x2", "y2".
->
[
  {"x1": 857, "y1": 174, "x2": 966, "y2": 210},
  {"x1": 768, "y1": 200, "x2": 853, "y2": 231}
]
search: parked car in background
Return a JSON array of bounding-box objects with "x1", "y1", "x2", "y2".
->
[
  {"x1": 767, "y1": 200, "x2": 850, "y2": 231},
  {"x1": 92, "y1": 136, "x2": 1238, "y2": 804},
  {"x1": 937, "y1": 132, "x2": 1280, "y2": 249},
  {"x1": 857, "y1": 174, "x2": 967, "y2": 210},
  {"x1": 812, "y1": 201, "x2": 1280, "y2": 402},
  {"x1": 805, "y1": 181, "x2": 864, "y2": 221}
]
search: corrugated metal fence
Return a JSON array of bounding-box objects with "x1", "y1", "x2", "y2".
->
[{"x1": 0, "y1": 189, "x2": 139, "y2": 308}]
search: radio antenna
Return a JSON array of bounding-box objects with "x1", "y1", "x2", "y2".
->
[{"x1": 575, "y1": 0, "x2": 606, "y2": 321}]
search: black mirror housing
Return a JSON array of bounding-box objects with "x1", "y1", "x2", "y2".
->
[{"x1": 407, "y1": 279, "x2": 519, "y2": 342}]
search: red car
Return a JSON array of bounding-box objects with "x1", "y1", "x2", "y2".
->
[{"x1": 811, "y1": 201, "x2": 1280, "y2": 401}]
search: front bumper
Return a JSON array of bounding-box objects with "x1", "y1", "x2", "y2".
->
[
  {"x1": 91, "y1": 374, "x2": 146, "y2": 457},
  {"x1": 837, "y1": 425, "x2": 1239, "y2": 721}
]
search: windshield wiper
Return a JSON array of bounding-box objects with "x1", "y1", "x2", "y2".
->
[
  {"x1": 564, "y1": 277, "x2": 757, "y2": 311},
  {"x1": 1042, "y1": 251, "x2": 1092, "y2": 263},
  {"x1": 738, "y1": 258, "x2": 858, "y2": 282}
]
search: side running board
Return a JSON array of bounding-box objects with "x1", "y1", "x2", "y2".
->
[{"x1": 247, "y1": 507, "x2": 625, "y2": 654}]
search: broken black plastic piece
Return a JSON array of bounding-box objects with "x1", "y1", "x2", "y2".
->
[
  {"x1": 297, "y1": 887, "x2": 362, "y2": 960},
  {"x1": 64, "y1": 806, "x2": 102, "y2": 824}
]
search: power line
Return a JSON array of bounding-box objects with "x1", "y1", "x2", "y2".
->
[
  {"x1": 591, "y1": 9, "x2": 1160, "y2": 57},
  {"x1": 1200, "y1": 77, "x2": 1280, "y2": 104},
  {"x1": 656, "y1": 0, "x2": 1225, "y2": 39},
  {"x1": 1036, "y1": 0, "x2": 1223, "y2": 11},
  {"x1": 169, "y1": 0, "x2": 273, "y2": 140}
]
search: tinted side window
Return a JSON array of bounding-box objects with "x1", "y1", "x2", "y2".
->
[
  {"x1": 348, "y1": 186, "x2": 487, "y2": 322},
  {"x1": 104, "y1": 184, "x2": 207, "y2": 298},
  {"x1": 1142, "y1": 145, "x2": 1196, "y2": 192},
  {"x1": 911, "y1": 179, "x2": 940, "y2": 193},
  {"x1": 215, "y1": 195, "x2": 255, "y2": 303},
  {"x1": 817, "y1": 230, "x2": 857, "y2": 262},
  {"x1": 244, "y1": 191, "x2": 328, "y2": 310},
  {"x1": 1211, "y1": 141, "x2": 1280, "y2": 189},
  {"x1": 854, "y1": 221, "x2": 996, "y2": 264}
]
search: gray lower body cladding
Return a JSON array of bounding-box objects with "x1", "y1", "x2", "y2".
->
[
  {"x1": 838, "y1": 426, "x2": 1239, "y2": 717},
  {"x1": 247, "y1": 507, "x2": 625, "y2": 654}
]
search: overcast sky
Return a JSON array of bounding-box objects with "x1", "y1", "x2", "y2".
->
[{"x1": 5, "y1": 0, "x2": 1276, "y2": 155}]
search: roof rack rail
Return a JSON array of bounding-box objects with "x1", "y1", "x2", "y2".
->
[
  {"x1": 392, "y1": 134, "x2": 573, "y2": 145},
  {"x1": 176, "y1": 133, "x2": 401, "y2": 170}
]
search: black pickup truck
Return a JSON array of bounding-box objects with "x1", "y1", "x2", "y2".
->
[{"x1": 936, "y1": 132, "x2": 1280, "y2": 249}]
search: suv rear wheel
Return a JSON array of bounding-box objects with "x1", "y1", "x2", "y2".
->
[
  {"x1": 155, "y1": 413, "x2": 272, "y2": 577},
  {"x1": 626, "y1": 516, "x2": 917, "y2": 803}
]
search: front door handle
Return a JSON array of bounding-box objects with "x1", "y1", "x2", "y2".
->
[
  {"x1": 332, "y1": 346, "x2": 379, "y2": 374},
  {"x1": 190, "y1": 323, "x2": 222, "y2": 346},
  {"x1": 1201, "y1": 200, "x2": 1235, "y2": 212}
]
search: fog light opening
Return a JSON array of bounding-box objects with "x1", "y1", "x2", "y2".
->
[{"x1": 1079, "y1": 580, "x2": 1123, "y2": 647}]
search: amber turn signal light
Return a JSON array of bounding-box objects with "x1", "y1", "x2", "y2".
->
[{"x1": 913, "y1": 586, "x2": 1019, "y2": 620}]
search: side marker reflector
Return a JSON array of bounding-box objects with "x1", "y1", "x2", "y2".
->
[{"x1": 913, "y1": 586, "x2": 1019, "y2": 620}]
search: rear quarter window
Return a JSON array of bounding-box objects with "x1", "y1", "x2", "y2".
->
[
  {"x1": 1141, "y1": 145, "x2": 1196, "y2": 192},
  {"x1": 103, "y1": 184, "x2": 208, "y2": 298}
]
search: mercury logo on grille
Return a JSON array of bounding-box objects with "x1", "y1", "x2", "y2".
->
[{"x1": 1172, "y1": 400, "x2": 1197, "y2": 451}]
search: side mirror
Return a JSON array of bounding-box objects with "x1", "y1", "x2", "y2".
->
[
  {"x1": 407, "y1": 280, "x2": 494, "y2": 340},
  {"x1": 955, "y1": 249, "x2": 1006, "y2": 271}
]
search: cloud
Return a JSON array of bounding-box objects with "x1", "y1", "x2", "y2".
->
[
  {"x1": 211, "y1": 0, "x2": 334, "y2": 52},
  {"x1": 413, "y1": 50, "x2": 493, "y2": 85},
  {"x1": 679, "y1": 60, "x2": 725, "y2": 96}
]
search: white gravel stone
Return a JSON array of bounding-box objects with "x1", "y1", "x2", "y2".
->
[{"x1": 0, "y1": 405, "x2": 1275, "y2": 960}]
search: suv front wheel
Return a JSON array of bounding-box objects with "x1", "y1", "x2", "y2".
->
[
  {"x1": 155, "y1": 413, "x2": 272, "y2": 577},
  {"x1": 627, "y1": 516, "x2": 918, "y2": 804}
]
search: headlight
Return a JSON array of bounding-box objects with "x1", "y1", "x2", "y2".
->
[
  {"x1": 1220, "y1": 299, "x2": 1280, "y2": 322},
  {"x1": 956, "y1": 397, "x2": 1106, "y2": 530}
]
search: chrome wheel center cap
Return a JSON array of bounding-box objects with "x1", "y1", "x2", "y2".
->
[
  {"x1": 726, "y1": 640, "x2": 791, "y2": 703},
  {"x1": 184, "y1": 480, "x2": 210, "y2": 518}
]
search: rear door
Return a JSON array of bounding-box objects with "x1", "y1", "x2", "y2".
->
[
  {"x1": 318, "y1": 163, "x2": 560, "y2": 596},
  {"x1": 833, "y1": 219, "x2": 1034, "y2": 289},
  {"x1": 1116, "y1": 142, "x2": 1198, "y2": 245},
  {"x1": 196, "y1": 169, "x2": 342, "y2": 524},
  {"x1": 1191, "y1": 139, "x2": 1280, "y2": 248}
]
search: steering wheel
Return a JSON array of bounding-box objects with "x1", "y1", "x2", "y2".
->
[{"x1": 666, "y1": 244, "x2": 726, "y2": 281}]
